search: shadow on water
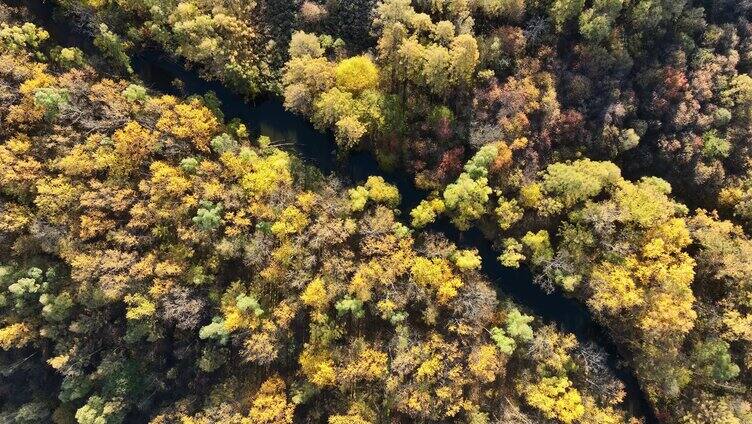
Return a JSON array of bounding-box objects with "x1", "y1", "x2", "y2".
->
[{"x1": 10, "y1": 1, "x2": 658, "y2": 421}]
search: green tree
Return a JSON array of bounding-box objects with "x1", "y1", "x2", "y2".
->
[
  {"x1": 690, "y1": 339, "x2": 740, "y2": 383},
  {"x1": 193, "y1": 201, "x2": 223, "y2": 230},
  {"x1": 33, "y1": 87, "x2": 69, "y2": 120},
  {"x1": 443, "y1": 173, "x2": 492, "y2": 230},
  {"x1": 93, "y1": 24, "x2": 132, "y2": 73}
]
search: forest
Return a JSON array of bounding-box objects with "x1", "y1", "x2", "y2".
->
[{"x1": 1, "y1": 0, "x2": 752, "y2": 423}]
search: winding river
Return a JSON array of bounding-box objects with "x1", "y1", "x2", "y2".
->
[{"x1": 13, "y1": 1, "x2": 657, "y2": 421}]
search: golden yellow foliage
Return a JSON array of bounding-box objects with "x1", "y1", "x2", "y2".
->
[
  {"x1": 364, "y1": 176, "x2": 400, "y2": 207},
  {"x1": 152, "y1": 160, "x2": 193, "y2": 195},
  {"x1": 391, "y1": 334, "x2": 468, "y2": 420},
  {"x1": 299, "y1": 346, "x2": 337, "y2": 387},
  {"x1": 410, "y1": 198, "x2": 445, "y2": 228},
  {"x1": 453, "y1": 249, "x2": 481, "y2": 270},
  {"x1": 35, "y1": 176, "x2": 78, "y2": 222},
  {"x1": 335, "y1": 56, "x2": 379, "y2": 93},
  {"x1": 0, "y1": 141, "x2": 43, "y2": 196},
  {"x1": 248, "y1": 376, "x2": 295, "y2": 424},
  {"x1": 410, "y1": 257, "x2": 463, "y2": 304},
  {"x1": 5, "y1": 134, "x2": 31, "y2": 155},
  {"x1": 340, "y1": 345, "x2": 388, "y2": 385},
  {"x1": 79, "y1": 210, "x2": 116, "y2": 240},
  {"x1": 468, "y1": 344, "x2": 501, "y2": 383},
  {"x1": 108, "y1": 121, "x2": 159, "y2": 175},
  {"x1": 349, "y1": 261, "x2": 384, "y2": 302},
  {"x1": 47, "y1": 354, "x2": 70, "y2": 370},
  {"x1": 589, "y1": 260, "x2": 645, "y2": 313},
  {"x1": 86, "y1": 0, "x2": 107, "y2": 8},
  {"x1": 271, "y1": 206, "x2": 309, "y2": 237},
  {"x1": 519, "y1": 183, "x2": 543, "y2": 208},
  {"x1": 328, "y1": 415, "x2": 371, "y2": 424},
  {"x1": 416, "y1": 355, "x2": 442, "y2": 382},
  {"x1": 580, "y1": 396, "x2": 626, "y2": 424},
  {"x1": 521, "y1": 376, "x2": 585, "y2": 424},
  {"x1": 124, "y1": 294, "x2": 156, "y2": 320},
  {"x1": 0, "y1": 322, "x2": 33, "y2": 350},
  {"x1": 0, "y1": 203, "x2": 31, "y2": 233},
  {"x1": 296, "y1": 191, "x2": 317, "y2": 211},
  {"x1": 57, "y1": 144, "x2": 98, "y2": 177},
  {"x1": 723, "y1": 309, "x2": 752, "y2": 342},
  {"x1": 301, "y1": 277, "x2": 328, "y2": 310},
  {"x1": 156, "y1": 97, "x2": 220, "y2": 151},
  {"x1": 240, "y1": 150, "x2": 293, "y2": 199},
  {"x1": 718, "y1": 186, "x2": 743, "y2": 208},
  {"x1": 19, "y1": 67, "x2": 54, "y2": 95}
]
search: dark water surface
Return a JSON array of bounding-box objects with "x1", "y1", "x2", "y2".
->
[{"x1": 12, "y1": 1, "x2": 657, "y2": 421}]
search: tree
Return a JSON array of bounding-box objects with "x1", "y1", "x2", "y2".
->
[
  {"x1": 690, "y1": 339, "x2": 740, "y2": 384},
  {"x1": 335, "y1": 56, "x2": 379, "y2": 93},
  {"x1": 443, "y1": 173, "x2": 492, "y2": 230},
  {"x1": 700, "y1": 130, "x2": 730, "y2": 159},
  {"x1": 340, "y1": 343, "x2": 388, "y2": 386},
  {"x1": 499, "y1": 238, "x2": 525, "y2": 268},
  {"x1": 550, "y1": 0, "x2": 586, "y2": 31},
  {"x1": 158, "y1": 287, "x2": 205, "y2": 330},
  {"x1": 248, "y1": 376, "x2": 295, "y2": 424},
  {"x1": 121, "y1": 84, "x2": 147, "y2": 102},
  {"x1": 364, "y1": 176, "x2": 400, "y2": 207},
  {"x1": 34, "y1": 176, "x2": 78, "y2": 223},
  {"x1": 539, "y1": 159, "x2": 621, "y2": 213},
  {"x1": 299, "y1": 346, "x2": 337, "y2": 387},
  {"x1": 156, "y1": 97, "x2": 220, "y2": 151},
  {"x1": 579, "y1": 0, "x2": 624, "y2": 43},
  {"x1": 283, "y1": 56, "x2": 336, "y2": 114},
  {"x1": 349, "y1": 177, "x2": 400, "y2": 211},
  {"x1": 468, "y1": 344, "x2": 502, "y2": 383},
  {"x1": 238, "y1": 149, "x2": 293, "y2": 199},
  {"x1": 74, "y1": 396, "x2": 125, "y2": 424},
  {"x1": 495, "y1": 197, "x2": 523, "y2": 230},
  {"x1": 93, "y1": 24, "x2": 132, "y2": 73},
  {"x1": 335, "y1": 296, "x2": 365, "y2": 319},
  {"x1": 490, "y1": 326, "x2": 516, "y2": 354},
  {"x1": 301, "y1": 277, "x2": 329, "y2": 310},
  {"x1": 505, "y1": 308, "x2": 534, "y2": 341},
  {"x1": 289, "y1": 31, "x2": 324, "y2": 58},
  {"x1": 448, "y1": 34, "x2": 479, "y2": 87},
  {"x1": 110, "y1": 121, "x2": 158, "y2": 176},
  {"x1": 410, "y1": 198, "x2": 445, "y2": 228},
  {"x1": 199, "y1": 318, "x2": 230, "y2": 344},
  {"x1": 476, "y1": 0, "x2": 525, "y2": 21},
  {"x1": 464, "y1": 144, "x2": 499, "y2": 179},
  {"x1": 453, "y1": 249, "x2": 481, "y2": 270},
  {"x1": 312, "y1": 87, "x2": 383, "y2": 149},
  {"x1": 421, "y1": 45, "x2": 451, "y2": 96},
  {"x1": 521, "y1": 231, "x2": 553, "y2": 267},
  {"x1": 33, "y1": 87, "x2": 69, "y2": 119},
  {"x1": 335, "y1": 115, "x2": 368, "y2": 148},
  {"x1": 521, "y1": 376, "x2": 585, "y2": 424},
  {"x1": 0, "y1": 322, "x2": 32, "y2": 350},
  {"x1": 124, "y1": 294, "x2": 156, "y2": 320},
  {"x1": 210, "y1": 133, "x2": 238, "y2": 154},
  {"x1": 0, "y1": 22, "x2": 49, "y2": 60},
  {"x1": 271, "y1": 206, "x2": 308, "y2": 237},
  {"x1": 0, "y1": 15, "x2": 645, "y2": 423}
]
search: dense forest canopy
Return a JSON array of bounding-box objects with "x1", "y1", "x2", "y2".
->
[{"x1": 1, "y1": 0, "x2": 752, "y2": 423}]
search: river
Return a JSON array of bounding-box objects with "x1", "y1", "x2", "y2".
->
[{"x1": 10, "y1": 1, "x2": 657, "y2": 421}]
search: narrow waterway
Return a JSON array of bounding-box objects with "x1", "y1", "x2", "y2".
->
[{"x1": 11, "y1": 1, "x2": 658, "y2": 421}]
